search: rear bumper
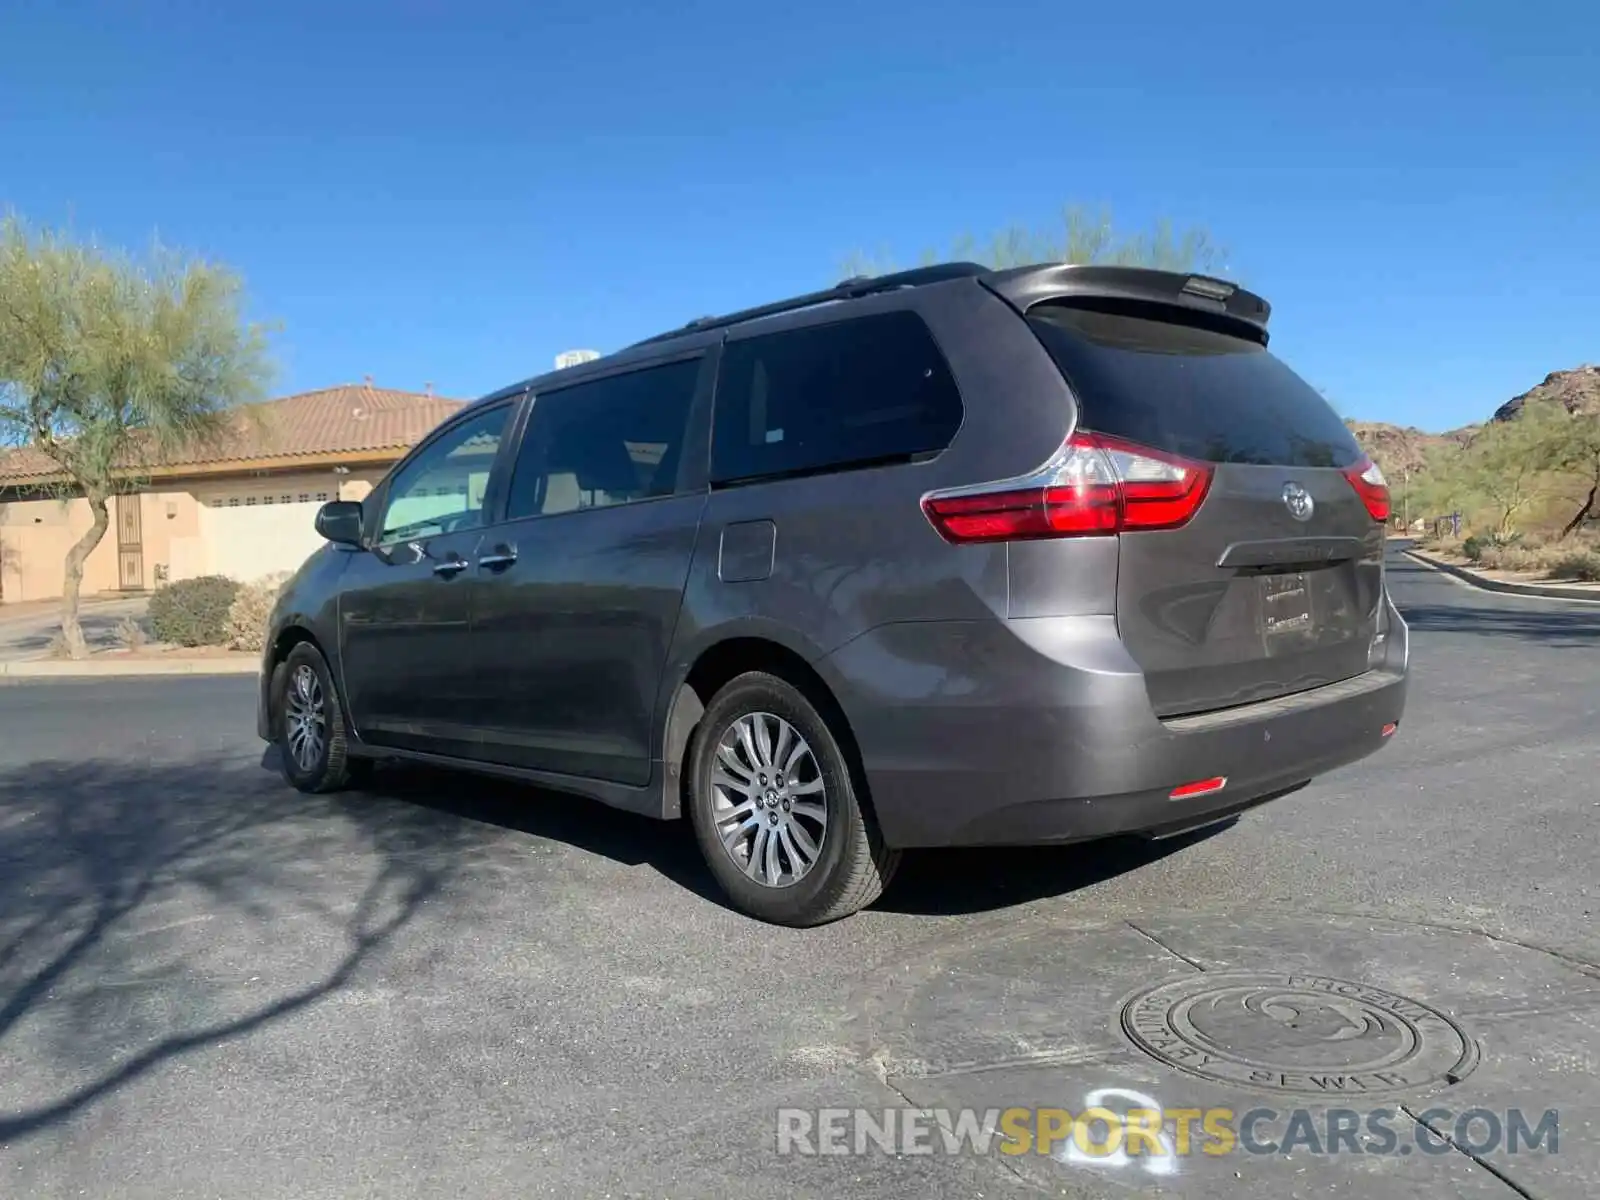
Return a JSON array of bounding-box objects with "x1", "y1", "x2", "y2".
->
[{"x1": 818, "y1": 603, "x2": 1409, "y2": 849}]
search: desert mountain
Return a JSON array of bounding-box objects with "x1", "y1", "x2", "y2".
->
[
  {"x1": 1344, "y1": 421, "x2": 1469, "y2": 477},
  {"x1": 1492, "y1": 364, "x2": 1600, "y2": 422},
  {"x1": 1346, "y1": 365, "x2": 1598, "y2": 472}
]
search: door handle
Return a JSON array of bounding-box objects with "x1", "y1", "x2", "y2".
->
[
  {"x1": 432, "y1": 556, "x2": 468, "y2": 578},
  {"x1": 478, "y1": 546, "x2": 518, "y2": 571}
]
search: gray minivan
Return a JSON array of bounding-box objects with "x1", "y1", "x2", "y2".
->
[{"x1": 258, "y1": 262, "x2": 1409, "y2": 925}]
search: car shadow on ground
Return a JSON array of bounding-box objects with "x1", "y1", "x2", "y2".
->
[
  {"x1": 877, "y1": 823, "x2": 1227, "y2": 916},
  {"x1": 292, "y1": 750, "x2": 1218, "y2": 921},
  {"x1": 330, "y1": 754, "x2": 729, "y2": 908}
]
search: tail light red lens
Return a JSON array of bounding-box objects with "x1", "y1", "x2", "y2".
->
[
  {"x1": 1170, "y1": 776, "x2": 1227, "y2": 800},
  {"x1": 1343, "y1": 456, "x2": 1391, "y2": 523},
  {"x1": 921, "y1": 432, "x2": 1213, "y2": 544}
]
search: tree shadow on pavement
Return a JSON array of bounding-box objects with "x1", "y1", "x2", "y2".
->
[
  {"x1": 1399, "y1": 602, "x2": 1600, "y2": 646},
  {"x1": 0, "y1": 755, "x2": 499, "y2": 1143},
  {"x1": 2, "y1": 605, "x2": 147, "y2": 657}
]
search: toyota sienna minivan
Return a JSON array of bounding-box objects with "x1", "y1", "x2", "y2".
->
[{"x1": 259, "y1": 261, "x2": 1409, "y2": 925}]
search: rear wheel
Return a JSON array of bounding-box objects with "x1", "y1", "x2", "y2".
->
[
  {"x1": 275, "y1": 643, "x2": 358, "y2": 793},
  {"x1": 687, "y1": 671, "x2": 899, "y2": 926}
]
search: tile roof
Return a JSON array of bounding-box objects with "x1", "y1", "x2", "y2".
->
[{"x1": 0, "y1": 383, "x2": 465, "y2": 484}]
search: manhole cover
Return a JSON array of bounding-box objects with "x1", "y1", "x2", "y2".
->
[{"x1": 1120, "y1": 972, "x2": 1479, "y2": 1096}]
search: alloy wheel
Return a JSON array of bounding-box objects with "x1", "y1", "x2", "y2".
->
[
  {"x1": 285, "y1": 664, "x2": 327, "y2": 773},
  {"x1": 710, "y1": 711, "x2": 828, "y2": 888}
]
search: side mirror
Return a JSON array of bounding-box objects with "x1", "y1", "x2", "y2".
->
[{"x1": 315, "y1": 500, "x2": 365, "y2": 547}]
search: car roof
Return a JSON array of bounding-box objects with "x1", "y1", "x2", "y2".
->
[{"x1": 464, "y1": 260, "x2": 1270, "y2": 406}]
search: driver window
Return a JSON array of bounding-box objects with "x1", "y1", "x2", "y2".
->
[{"x1": 377, "y1": 404, "x2": 510, "y2": 544}]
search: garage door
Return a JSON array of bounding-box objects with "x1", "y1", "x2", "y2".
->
[{"x1": 198, "y1": 499, "x2": 328, "y2": 582}]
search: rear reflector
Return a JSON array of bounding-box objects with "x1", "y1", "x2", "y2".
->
[
  {"x1": 1170, "y1": 776, "x2": 1227, "y2": 800},
  {"x1": 1381, "y1": 722, "x2": 1398, "y2": 738},
  {"x1": 921, "y1": 431, "x2": 1214, "y2": 544},
  {"x1": 1343, "y1": 456, "x2": 1391, "y2": 523}
]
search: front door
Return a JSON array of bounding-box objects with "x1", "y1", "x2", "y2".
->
[
  {"x1": 115, "y1": 493, "x2": 144, "y2": 590},
  {"x1": 338, "y1": 401, "x2": 515, "y2": 760},
  {"x1": 470, "y1": 355, "x2": 710, "y2": 784}
]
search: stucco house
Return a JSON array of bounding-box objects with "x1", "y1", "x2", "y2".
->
[{"x1": 0, "y1": 381, "x2": 462, "y2": 604}]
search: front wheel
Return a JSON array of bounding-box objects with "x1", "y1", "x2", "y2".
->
[
  {"x1": 275, "y1": 643, "x2": 359, "y2": 793},
  {"x1": 687, "y1": 671, "x2": 899, "y2": 926}
]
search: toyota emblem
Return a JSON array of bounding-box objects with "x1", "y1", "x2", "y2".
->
[{"x1": 1282, "y1": 482, "x2": 1315, "y2": 522}]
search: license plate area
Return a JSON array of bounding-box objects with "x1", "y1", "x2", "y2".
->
[{"x1": 1261, "y1": 571, "x2": 1314, "y2": 638}]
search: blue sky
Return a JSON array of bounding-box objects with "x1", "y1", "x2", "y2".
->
[{"x1": 2, "y1": 0, "x2": 1594, "y2": 431}]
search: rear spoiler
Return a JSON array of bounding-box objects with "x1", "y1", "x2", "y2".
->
[{"x1": 981, "y1": 264, "x2": 1272, "y2": 343}]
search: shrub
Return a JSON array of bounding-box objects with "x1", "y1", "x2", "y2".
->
[
  {"x1": 1547, "y1": 551, "x2": 1600, "y2": 583},
  {"x1": 1462, "y1": 535, "x2": 1487, "y2": 562},
  {"x1": 148, "y1": 575, "x2": 241, "y2": 647},
  {"x1": 225, "y1": 571, "x2": 292, "y2": 652},
  {"x1": 1478, "y1": 545, "x2": 1540, "y2": 573},
  {"x1": 113, "y1": 614, "x2": 147, "y2": 649}
]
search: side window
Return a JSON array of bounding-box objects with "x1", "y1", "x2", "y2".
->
[
  {"x1": 504, "y1": 358, "x2": 700, "y2": 521},
  {"x1": 377, "y1": 404, "x2": 510, "y2": 543},
  {"x1": 711, "y1": 310, "x2": 963, "y2": 485}
]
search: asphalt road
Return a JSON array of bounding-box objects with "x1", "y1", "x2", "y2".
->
[{"x1": 1, "y1": 548, "x2": 1595, "y2": 1199}]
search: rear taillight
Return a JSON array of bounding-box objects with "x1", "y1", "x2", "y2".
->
[
  {"x1": 921, "y1": 432, "x2": 1213, "y2": 544},
  {"x1": 1170, "y1": 776, "x2": 1227, "y2": 800},
  {"x1": 1343, "y1": 456, "x2": 1391, "y2": 523}
]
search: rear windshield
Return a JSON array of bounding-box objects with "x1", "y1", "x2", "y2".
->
[{"x1": 1027, "y1": 304, "x2": 1363, "y2": 468}]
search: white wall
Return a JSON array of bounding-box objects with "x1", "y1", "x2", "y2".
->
[{"x1": 175, "y1": 501, "x2": 327, "y2": 583}]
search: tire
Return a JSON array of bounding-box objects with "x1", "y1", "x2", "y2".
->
[
  {"x1": 274, "y1": 642, "x2": 356, "y2": 793},
  {"x1": 687, "y1": 671, "x2": 900, "y2": 926}
]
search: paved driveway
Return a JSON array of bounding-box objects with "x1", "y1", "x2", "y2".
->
[
  {"x1": 0, "y1": 597, "x2": 149, "y2": 662},
  {"x1": 0, "y1": 549, "x2": 1595, "y2": 1198}
]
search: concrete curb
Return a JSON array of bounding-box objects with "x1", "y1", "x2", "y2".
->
[
  {"x1": 0, "y1": 659, "x2": 260, "y2": 678},
  {"x1": 1405, "y1": 549, "x2": 1600, "y2": 604}
]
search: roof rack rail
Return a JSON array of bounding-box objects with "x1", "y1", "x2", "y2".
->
[{"x1": 629, "y1": 261, "x2": 991, "y2": 348}]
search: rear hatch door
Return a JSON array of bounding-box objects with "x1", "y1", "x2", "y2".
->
[{"x1": 1026, "y1": 300, "x2": 1386, "y2": 719}]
